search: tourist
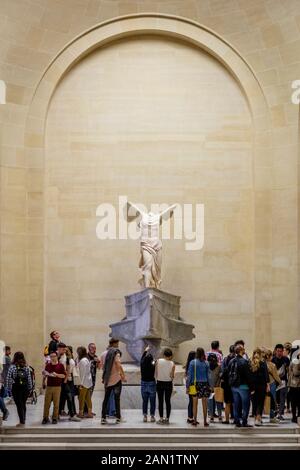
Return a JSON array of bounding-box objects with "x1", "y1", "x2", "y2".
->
[
  {"x1": 6, "y1": 352, "x2": 33, "y2": 427},
  {"x1": 57, "y1": 342, "x2": 67, "y2": 368},
  {"x1": 101, "y1": 339, "x2": 126, "y2": 425},
  {"x1": 186, "y1": 347, "x2": 210, "y2": 427},
  {"x1": 0, "y1": 364, "x2": 9, "y2": 421},
  {"x1": 2, "y1": 346, "x2": 12, "y2": 388},
  {"x1": 207, "y1": 353, "x2": 223, "y2": 422},
  {"x1": 234, "y1": 340, "x2": 249, "y2": 359},
  {"x1": 140, "y1": 345, "x2": 156, "y2": 423},
  {"x1": 42, "y1": 351, "x2": 66, "y2": 424},
  {"x1": 264, "y1": 349, "x2": 281, "y2": 423},
  {"x1": 250, "y1": 348, "x2": 270, "y2": 426},
  {"x1": 59, "y1": 346, "x2": 80, "y2": 421},
  {"x1": 48, "y1": 331, "x2": 61, "y2": 354},
  {"x1": 155, "y1": 348, "x2": 175, "y2": 425},
  {"x1": 206, "y1": 341, "x2": 223, "y2": 365},
  {"x1": 272, "y1": 344, "x2": 290, "y2": 420},
  {"x1": 228, "y1": 344, "x2": 252, "y2": 428},
  {"x1": 284, "y1": 342, "x2": 292, "y2": 413},
  {"x1": 184, "y1": 350, "x2": 196, "y2": 424},
  {"x1": 288, "y1": 347, "x2": 300, "y2": 423},
  {"x1": 221, "y1": 345, "x2": 235, "y2": 424},
  {"x1": 77, "y1": 346, "x2": 94, "y2": 419},
  {"x1": 99, "y1": 338, "x2": 121, "y2": 418},
  {"x1": 57, "y1": 342, "x2": 68, "y2": 417},
  {"x1": 84, "y1": 343, "x2": 99, "y2": 415}
]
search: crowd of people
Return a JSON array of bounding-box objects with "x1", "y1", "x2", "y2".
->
[{"x1": 1, "y1": 333, "x2": 300, "y2": 428}]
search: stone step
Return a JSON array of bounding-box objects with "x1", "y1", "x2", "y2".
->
[
  {"x1": 1, "y1": 432, "x2": 300, "y2": 444},
  {"x1": 1, "y1": 425, "x2": 299, "y2": 435}
]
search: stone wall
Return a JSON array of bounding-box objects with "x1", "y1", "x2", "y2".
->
[{"x1": 0, "y1": 1, "x2": 300, "y2": 377}]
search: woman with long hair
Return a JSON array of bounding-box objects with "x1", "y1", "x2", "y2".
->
[
  {"x1": 186, "y1": 347, "x2": 210, "y2": 426},
  {"x1": 250, "y1": 348, "x2": 270, "y2": 426},
  {"x1": 264, "y1": 349, "x2": 281, "y2": 423},
  {"x1": 184, "y1": 351, "x2": 196, "y2": 424},
  {"x1": 76, "y1": 346, "x2": 93, "y2": 419},
  {"x1": 6, "y1": 352, "x2": 32, "y2": 427}
]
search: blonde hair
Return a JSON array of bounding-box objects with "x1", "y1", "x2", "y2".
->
[
  {"x1": 263, "y1": 349, "x2": 273, "y2": 361},
  {"x1": 250, "y1": 347, "x2": 263, "y2": 372}
]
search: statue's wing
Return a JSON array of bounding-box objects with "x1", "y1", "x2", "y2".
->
[
  {"x1": 125, "y1": 201, "x2": 143, "y2": 222},
  {"x1": 159, "y1": 204, "x2": 177, "y2": 222}
]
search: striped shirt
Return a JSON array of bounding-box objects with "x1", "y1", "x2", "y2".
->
[{"x1": 6, "y1": 365, "x2": 33, "y2": 392}]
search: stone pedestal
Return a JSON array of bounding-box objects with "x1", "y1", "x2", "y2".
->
[{"x1": 110, "y1": 288, "x2": 195, "y2": 362}]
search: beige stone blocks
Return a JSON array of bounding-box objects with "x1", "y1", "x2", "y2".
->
[{"x1": 1, "y1": 9, "x2": 300, "y2": 372}]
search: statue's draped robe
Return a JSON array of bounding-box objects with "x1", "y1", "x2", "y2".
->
[
  {"x1": 139, "y1": 216, "x2": 162, "y2": 288},
  {"x1": 139, "y1": 239, "x2": 162, "y2": 288}
]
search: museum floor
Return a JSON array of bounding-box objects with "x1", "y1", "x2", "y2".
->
[{"x1": 1, "y1": 392, "x2": 299, "y2": 450}]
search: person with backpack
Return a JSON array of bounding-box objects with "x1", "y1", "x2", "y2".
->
[
  {"x1": 206, "y1": 341, "x2": 223, "y2": 365},
  {"x1": 207, "y1": 353, "x2": 223, "y2": 422},
  {"x1": 272, "y1": 343, "x2": 290, "y2": 420},
  {"x1": 228, "y1": 344, "x2": 253, "y2": 428},
  {"x1": 6, "y1": 351, "x2": 33, "y2": 427},
  {"x1": 48, "y1": 330, "x2": 61, "y2": 354},
  {"x1": 221, "y1": 345, "x2": 235, "y2": 424}
]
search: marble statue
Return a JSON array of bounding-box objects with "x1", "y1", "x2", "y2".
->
[{"x1": 126, "y1": 202, "x2": 176, "y2": 289}]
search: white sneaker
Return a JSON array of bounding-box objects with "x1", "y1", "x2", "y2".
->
[{"x1": 69, "y1": 416, "x2": 81, "y2": 422}]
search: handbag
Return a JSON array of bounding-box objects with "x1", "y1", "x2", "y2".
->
[
  {"x1": 188, "y1": 360, "x2": 197, "y2": 395},
  {"x1": 214, "y1": 386, "x2": 224, "y2": 403},
  {"x1": 72, "y1": 365, "x2": 81, "y2": 386}
]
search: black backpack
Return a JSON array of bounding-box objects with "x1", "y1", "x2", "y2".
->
[
  {"x1": 15, "y1": 366, "x2": 27, "y2": 386},
  {"x1": 228, "y1": 358, "x2": 240, "y2": 387}
]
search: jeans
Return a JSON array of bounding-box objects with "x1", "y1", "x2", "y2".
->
[
  {"x1": 276, "y1": 386, "x2": 288, "y2": 416},
  {"x1": 59, "y1": 381, "x2": 77, "y2": 417},
  {"x1": 102, "y1": 381, "x2": 122, "y2": 420},
  {"x1": 208, "y1": 398, "x2": 222, "y2": 418},
  {"x1": 156, "y1": 380, "x2": 172, "y2": 419},
  {"x1": 0, "y1": 396, "x2": 7, "y2": 415},
  {"x1": 141, "y1": 380, "x2": 156, "y2": 416},
  {"x1": 231, "y1": 386, "x2": 250, "y2": 425},
  {"x1": 12, "y1": 384, "x2": 29, "y2": 424},
  {"x1": 269, "y1": 382, "x2": 277, "y2": 419},
  {"x1": 107, "y1": 390, "x2": 116, "y2": 416}
]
